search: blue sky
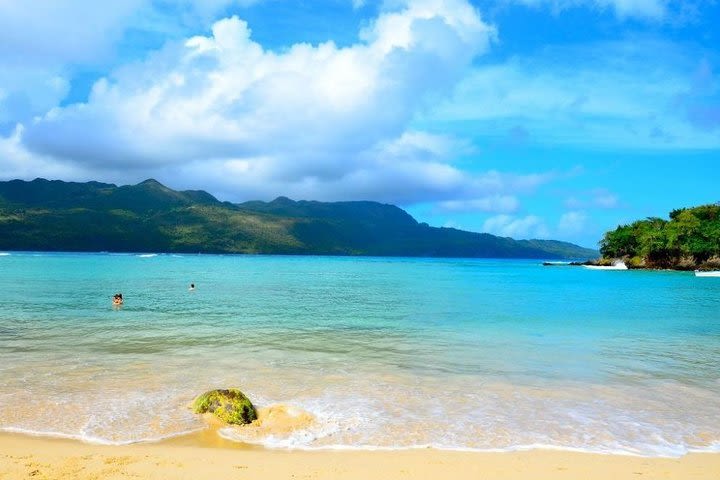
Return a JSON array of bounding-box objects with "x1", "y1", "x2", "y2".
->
[{"x1": 1, "y1": 0, "x2": 719, "y2": 248}]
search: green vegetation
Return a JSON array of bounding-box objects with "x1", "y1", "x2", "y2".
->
[
  {"x1": 192, "y1": 389, "x2": 257, "y2": 425},
  {"x1": 0, "y1": 178, "x2": 597, "y2": 259},
  {"x1": 599, "y1": 204, "x2": 720, "y2": 270}
]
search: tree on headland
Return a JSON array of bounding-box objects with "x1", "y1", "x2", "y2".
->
[{"x1": 599, "y1": 204, "x2": 720, "y2": 269}]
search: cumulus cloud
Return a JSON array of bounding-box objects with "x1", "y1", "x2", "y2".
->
[
  {"x1": 482, "y1": 214, "x2": 550, "y2": 239},
  {"x1": 0, "y1": 0, "x2": 138, "y2": 129},
  {"x1": 0, "y1": 69, "x2": 69, "y2": 130},
  {"x1": 0, "y1": 125, "x2": 88, "y2": 181},
  {"x1": 0, "y1": 0, "x2": 261, "y2": 132},
  {"x1": 4, "y1": 0, "x2": 510, "y2": 203},
  {"x1": 0, "y1": 0, "x2": 261, "y2": 65}
]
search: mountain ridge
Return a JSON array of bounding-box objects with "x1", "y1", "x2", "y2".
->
[{"x1": 0, "y1": 178, "x2": 597, "y2": 258}]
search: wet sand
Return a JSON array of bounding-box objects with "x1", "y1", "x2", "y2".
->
[{"x1": 0, "y1": 432, "x2": 718, "y2": 480}]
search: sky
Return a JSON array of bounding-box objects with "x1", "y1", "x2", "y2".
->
[{"x1": 1, "y1": 0, "x2": 719, "y2": 248}]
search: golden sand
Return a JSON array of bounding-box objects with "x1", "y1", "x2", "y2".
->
[{"x1": 0, "y1": 432, "x2": 718, "y2": 480}]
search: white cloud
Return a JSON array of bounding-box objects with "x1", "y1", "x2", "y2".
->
[
  {"x1": 603, "y1": 0, "x2": 668, "y2": 19},
  {"x1": 479, "y1": 210, "x2": 595, "y2": 242},
  {"x1": 0, "y1": 0, "x2": 262, "y2": 65},
  {"x1": 0, "y1": 1, "x2": 264, "y2": 129},
  {"x1": 0, "y1": 68, "x2": 70, "y2": 126},
  {"x1": 558, "y1": 210, "x2": 587, "y2": 235},
  {"x1": 438, "y1": 195, "x2": 520, "y2": 213},
  {"x1": 564, "y1": 189, "x2": 621, "y2": 209},
  {"x1": 0, "y1": 125, "x2": 87, "y2": 181},
  {"x1": 0, "y1": 1, "x2": 141, "y2": 128},
  {"x1": 482, "y1": 214, "x2": 550, "y2": 239},
  {"x1": 429, "y1": 38, "x2": 720, "y2": 149},
  {"x1": 3, "y1": 0, "x2": 507, "y2": 204},
  {"x1": 565, "y1": 196, "x2": 584, "y2": 209},
  {"x1": 443, "y1": 219, "x2": 462, "y2": 229},
  {"x1": 593, "y1": 191, "x2": 619, "y2": 208},
  {"x1": 0, "y1": 1, "x2": 143, "y2": 66}
]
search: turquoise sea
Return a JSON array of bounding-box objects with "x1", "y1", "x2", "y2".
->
[{"x1": 0, "y1": 252, "x2": 718, "y2": 456}]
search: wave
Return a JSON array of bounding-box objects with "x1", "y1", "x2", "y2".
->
[
  {"x1": 3, "y1": 416, "x2": 719, "y2": 458},
  {"x1": 0, "y1": 426, "x2": 204, "y2": 446},
  {"x1": 0, "y1": 252, "x2": 10, "y2": 256},
  {"x1": 3, "y1": 388, "x2": 718, "y2": 459},
  {"x1": 210, "y1": 401, "x2": 720, "y2": 458},
  {"x1": 214, "y1": 432, "x2": 720, "y2": 458},
  {"x1": 137, "y1": 253, "x2": 158, "y2": 258}
]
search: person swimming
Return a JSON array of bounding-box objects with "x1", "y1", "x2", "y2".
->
[
  {"x1": 113, "y1": 293, "x2": 123, "y2": 306},
  {"x1": 189, "y1": 283, "x2": 195, "y2": 291}
]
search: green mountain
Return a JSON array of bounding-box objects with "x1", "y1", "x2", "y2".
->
[
  {"x1": 0, "y1": 178, "x2": 597, "y2": 258},
  {"x1": 599, "y1": 203, "x2": 720, "y2": 269}
]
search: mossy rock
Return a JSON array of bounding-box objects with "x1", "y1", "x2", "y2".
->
[
  {"x1": 192, "y1": 389, "x2": 257, "y2": 425},
  {"x1": 626, "y1": 256, "x2": 645, "y2": 268}
]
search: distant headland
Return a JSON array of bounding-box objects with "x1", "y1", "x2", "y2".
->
[
  {"x1": 0, "y1": 178, "x2": 596, "y2": 259},
  {"x1": 590, "y1": 203, "x2": 720, "y2": 271}
]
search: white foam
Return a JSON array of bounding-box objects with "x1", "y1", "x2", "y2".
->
[
  {"x1": 584, "y1": 261, "x2": 628, "y2": 270},
  {"x1": 137, "y1": 253, "x2": 158, "y2": 258},
  {"x1": 695, "y1": 270, "x2": 720, "y2": 277},
  {"x1": 0, "y1": 252, "x2": 10, "y2": 256},
  {"x1": 211, "y1": 435, "x2": 720, "y2": 458},
  {"x1": 3, "y1": 420, "x2": 719, "y2": 458},
  {"x1": 1, "y1": 425, "x2": 204, "y2": 445},
  {"x1": 217, "y1": 396, "x2": 373, "y2": 450},
  {"x1": 205, "y1": 384, "x2": 720, "y2": 459}
]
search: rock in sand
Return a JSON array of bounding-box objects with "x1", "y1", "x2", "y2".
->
[{"x1": 192, "y1": 389, "x2": 257, "y2": 425}]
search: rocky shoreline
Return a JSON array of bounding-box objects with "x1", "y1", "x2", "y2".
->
[{"x1": 544, "y1": 256, "x2": 720, "y2": 271}]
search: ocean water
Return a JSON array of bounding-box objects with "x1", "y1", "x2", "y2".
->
[{"x1": 0, "y1": 252, "x2": 718, "y2": 456}]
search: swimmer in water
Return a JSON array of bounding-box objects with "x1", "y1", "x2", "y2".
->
[
  {"x1": 113, "y1": 293, "x2": 123, "y2": 306},
  {"x1": 189, "y1": 283, "x2": 195, "y2": 291}
]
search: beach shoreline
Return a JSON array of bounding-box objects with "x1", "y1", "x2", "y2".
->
[
  {"x1": 1, "y1": 432, "x2": 719, "y2": 480},
  {"x1": 2, "y1": 255, "x2": 719, "y2": 473}
]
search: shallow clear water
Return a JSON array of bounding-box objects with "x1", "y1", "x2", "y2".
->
[{"x1": 0, "y1": 252, "x2": 718, "y2": 456}]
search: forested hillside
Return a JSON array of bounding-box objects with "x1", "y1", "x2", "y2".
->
[{"x1": 0, "y1": 178, "x2": 597, "y2": 259}]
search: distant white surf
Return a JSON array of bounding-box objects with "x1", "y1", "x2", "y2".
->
[
  {"x1": 695, "y1": 270, "x2": 720, "y2": 277},
  {"x1": 584, "y1": 261, "x2": 628, "y2": 270}
]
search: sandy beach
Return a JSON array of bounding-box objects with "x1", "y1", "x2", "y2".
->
[{"x1": 0, "y1": 432, "x2": 718, "y2": 480}]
